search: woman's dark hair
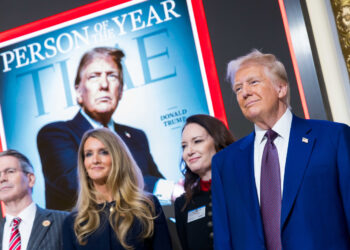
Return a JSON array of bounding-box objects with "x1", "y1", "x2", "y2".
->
[{"x1": 181, "y1": 114, "x2": 235, "y2": 208}]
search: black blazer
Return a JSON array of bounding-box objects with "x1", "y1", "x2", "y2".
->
[
  {"x1": 62, "y1": 195, "x2": 172, "y2": 250},
  {"x1": 0, "y1": 205, "x2": 68, "y2": 250},
  {"x1": 37, "y1": 111, "x2": 164, "y2": 210},
  {"x1": 174, "y1": 191, "x2": 213, "y2": 250}
]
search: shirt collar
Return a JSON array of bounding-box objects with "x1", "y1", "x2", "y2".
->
[
  {"x1": 254, "y1": 108, "x2": 293, "y2": 143},
  {"x1": 6, "y1": 202, "x2": 36, "y2": 227},
  {"x1": 80, "y1": 109, "x2": 114, "y2": 130}
]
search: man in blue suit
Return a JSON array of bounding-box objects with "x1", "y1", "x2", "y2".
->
[
  {"x1": 37, "y1": 47, "x2": 180, "y2": 211},
  {"x1": 212, "y1": 50, "x2": 350, "y2": 249}
]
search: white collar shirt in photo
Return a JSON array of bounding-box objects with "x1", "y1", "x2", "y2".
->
[
  {"x1": 80, "y1": 109, "x2": 114, "y2": 130},
  {"x1": 2, "y1": 202, "x2": 37, "y2": 250},
  {"x1": 254, "y1": 109, "x2": 292, "y2": 204}
]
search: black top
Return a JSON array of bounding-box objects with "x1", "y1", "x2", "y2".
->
[
  {"x1": 62, "y1": 196, "x2": 172, "y2": 250},
  {"x1": 174, "y1": 191, "x2": 213, "y2": 250}
]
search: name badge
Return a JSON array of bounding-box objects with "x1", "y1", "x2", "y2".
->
[{"x1": 187, "y1": 205, "x2": 206, "y2": 223}]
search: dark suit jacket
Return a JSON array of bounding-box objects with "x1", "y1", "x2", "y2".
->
[
  {"x1": 212, "y1": 115, "x2": 350, "y2": 250},
  {"x1": 62, "y1": 195, "x2": 172, "y2": 250},
  {"x1": 0, "y1": 205, "x2": 68, "y2": 250},
  {"x1": 37, "y1": 112, "x2": 164, "y2": 211},
  {"x1": 174, "y1": 191, "x2": 213, "y2": 250}
]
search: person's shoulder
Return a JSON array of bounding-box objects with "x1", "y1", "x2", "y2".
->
[
  {"x1": 174, "y1": 194, "x2": 187, "y2": 214},
  {"x1": 37, "y1": 114, "x2": 78, "y2": 135},
  {"x1": 144, "y1": 193, "x2": 165, "y2": 216},
  {"x1": 37, "y1": 206, "x2": 69, "y2": 218},
  {"x1": 58, "y1": 211, "x2": 77, "y2": 234},
  {"x1": 114, "y1": 122, "x2": 145, "y2": 136},
  {"x1": 174, "y1": 193, "x2": 186, "y2": 208},
  {"x1": 62, "y1": 210, "x2": 78, "y2": 225},
  {"x1": 214, "y1": 132, "x2": 254, "y2": 159},
  {"x1": 147, "y1": 193, "x2": 161, "y2": 206},
  {"x1": 38, "y1": 120, "x2": 70, "y2": 133},
  {"x1": 295, "y1": 115, "x2": 350, "y2": 133},
  {"x1": 45, "y1": 208, "x2": 69, "y2": 216},
  {"x1": 37, "y1": 112, "x2": 88, "y2": 141}
]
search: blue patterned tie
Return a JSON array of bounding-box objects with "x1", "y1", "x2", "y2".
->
[{"x1": 260, "y1": 129, "x2": 282, "y2": 250}]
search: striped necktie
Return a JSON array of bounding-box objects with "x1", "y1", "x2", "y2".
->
[{"x1": 9, "y1": 217, "x2": 21, "y2": 250}]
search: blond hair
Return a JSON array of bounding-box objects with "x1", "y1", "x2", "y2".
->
[
  {"x1": 74, "y1": 128, "x2": 155, "y2": 249},
  {"x1": 227, "y1": 49, "x2": 290, "y2": 106}
]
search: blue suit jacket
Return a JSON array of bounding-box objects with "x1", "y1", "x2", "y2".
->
[
  {"x1": 0, "y1": 206, "x2": 68, "y2": 250},
  {"x1": 37, "y1": 112, "x2": 164, "y2": 211},
  {"x1": 212, "y1": 115, "x2": 350, "y2": 249}
]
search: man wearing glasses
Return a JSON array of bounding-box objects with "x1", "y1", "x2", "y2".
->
[{"x1": 0, "y1": 149, "x2": 67, "y2": 250}]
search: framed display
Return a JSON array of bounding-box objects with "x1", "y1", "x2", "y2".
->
[
  {"x1": 279, "y1": 0, "x2": 330, "y2": 120},
  {"x1": 0, "y1": 0, "x2": 226, "y2": 208}
]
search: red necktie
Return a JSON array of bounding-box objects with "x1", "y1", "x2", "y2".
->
[
  {"x1": 260, "y1": 129, "x2": 282, "y2": 250},
  {"x1": 9, "y1": 217, "x2": 21, "y2": 250}
]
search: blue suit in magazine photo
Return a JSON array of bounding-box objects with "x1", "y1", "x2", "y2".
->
[
  {"x1": 0, "y1": 0, "x2": 211, "y2": 212},
  {"x1": 212, "y1": 50, "x2": 350, "y2": 249},
  {"x1": 37, "y1": 111, "x2": 163, "y2": 210},
  {"x1": 37, "y1": 47, "x2": 166, "y2": 211}
]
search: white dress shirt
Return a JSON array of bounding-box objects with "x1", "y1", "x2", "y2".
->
[
  {"x1": 80, "y1": 109, "x2": 114, "y2": 130},
  {"x1": 254, "y1": 109, "x2": 292, "y2": 204},
  {"x1": 2, "y1": 202, "x2": 37, "y2": 250}
]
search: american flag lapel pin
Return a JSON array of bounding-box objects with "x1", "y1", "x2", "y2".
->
[{"x1": 302, "y1": 137, "x2": 308, "y2": 143}]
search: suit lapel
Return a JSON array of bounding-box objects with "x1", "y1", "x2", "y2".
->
[
  {"x1": 237, "y1": 132, "x2": 264, "y2": 240},
  {"x1": 281, "y1": 116, "x2": 314, "y2": 228},
  {"x1": 28, "y1": 206, "x2": 52, "y2": 249},
  {"x1": 71, "y1": 111, "x2": 93, "y2": 139},
  {"x1": 114, "y1": 123, "x2": 127, "y2": 141},
  {"x1": 0, "y1": 217, "x2": 5, "y2": 249}
]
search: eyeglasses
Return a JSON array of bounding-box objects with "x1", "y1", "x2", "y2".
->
[{"x1": 0, "y1": 168, "x2": 27, "y2": 178}]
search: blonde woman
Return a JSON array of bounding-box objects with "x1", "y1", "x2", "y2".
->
[{"x1": 62, "y1": 128, "x2": 172, "y2": 250}]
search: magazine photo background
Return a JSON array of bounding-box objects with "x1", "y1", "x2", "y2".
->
[{"x1": 0, "y1": 0, "x2": 214, "y2": 207}]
